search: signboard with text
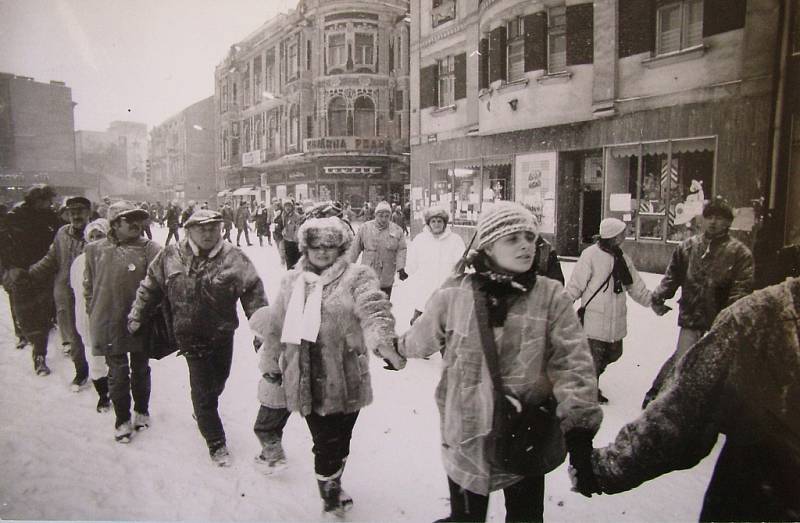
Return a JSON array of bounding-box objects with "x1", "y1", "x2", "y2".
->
[{"x1": 304, "y1": 136, "x2": 391, "y2": 155}]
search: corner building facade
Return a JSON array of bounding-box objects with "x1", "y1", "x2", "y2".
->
[
  {"x1": 410, "y1": 0, "x2": 782, "y2": 272},
  {"x1": 214, "y1": 0, "x2": 410, "y2": 211}
]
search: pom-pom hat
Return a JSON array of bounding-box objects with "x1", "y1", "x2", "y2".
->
[{"x1": 476, "y1": 201, "x2": 539, "y2": 251}]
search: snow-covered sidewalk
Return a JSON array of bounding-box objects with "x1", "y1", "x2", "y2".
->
[{"x1": 0, "y1": 227, "x2": 720, "y2": 522}]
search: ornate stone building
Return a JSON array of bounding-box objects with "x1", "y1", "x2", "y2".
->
[{"x1": 214, "y1": 0, "x2": 410, "y2": 210}]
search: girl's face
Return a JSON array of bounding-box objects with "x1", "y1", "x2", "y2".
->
[
  {"x1": 484, "y1": 231, "x2": 537, "y2": 274},
  {"x1": 306, "y1": 244, "x2": 340, "y2": 270}
]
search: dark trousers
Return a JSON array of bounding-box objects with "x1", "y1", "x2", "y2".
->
[
  {"x1": 11, "y1": 284, "x2": 54, "y2": 357},
  {"x1": 6, "y1": 288, "x2": 23, "y2": 339},
  {"x1": 254, "y1": 405, "x2": 291, "y2": 445},
  {"x1": 236, "y1": 227, "x2": 251, "y2": 246},
  {"x1": 165, "y1": 227, "x2": 180, "y2": 245},
  {"x1": 588, "y1": 338, "x2": 623, "y2": 378},
  {"x1": 444, "y1": 475, "x2": 545, "y2": 523},
  {"x1": 305, "y1": 411, "x2": 359, "y2": 477},
  {"x1": 106, "y1": 351, "x2": 151, "y2": 427},
  {"x1": 56, "y1": 296, "x2": 88, "y2": 377},
  {"x1": 257, "y1": 228, "x2": 271, "y2": 246},
  {"x1": 185, "y1": 341, "x2": 234, "y2": 448},
  {"x1": 284, "y1": 240, "x2": 300, "y2": 269},
  {"x1": 381, "y1": 286, "x2": 393, "y2": 299},
  {"x1": 223, "y1": 226, "x2": 232, "y2": 242}
]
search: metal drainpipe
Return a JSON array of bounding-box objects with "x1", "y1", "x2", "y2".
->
[{"x1": 768, "y1": 0, "x2": 792, "y2": 212}]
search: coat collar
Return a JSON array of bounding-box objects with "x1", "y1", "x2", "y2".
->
[
  {"x1": 296, "y1": 255, "x2": 349, "y2": 286},
  {"x1": 185, "y1": 236, "x2": 225, "y2": 258}
]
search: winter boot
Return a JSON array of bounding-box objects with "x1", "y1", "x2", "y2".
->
[
  {"x1": 317, "y1": 477, "x2": 344, "y2": 518},
  {"x1": 33, "y1": 355, "x2": 51, "y2": 376},
  {"x1": 209, "y1": 442, "x2": 232, "y2": 467},
  {"x1": 254, "y1": 440, "x2": 288, "y2": 475},
  {"x1": 93, "y1": 377, "x2": 110, "y2": 413},
  {"x1": 133, "y1": 411, "x2": 150, "y2": 431},
  {"x1": 71, "y1": 363, "x2": 89, "y2": 393},
  {"x1": 16, "y1": 337, "x2": 28, "y2": 350},
  {"x1": 115, "y1": 421, "x2": 133, "y2": 444},
  {"x1": 597, "y1": 389, "x2": 609, "y2": 404}
]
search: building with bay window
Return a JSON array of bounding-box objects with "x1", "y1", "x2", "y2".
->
[
  {"x1": 214, "y1": 0, "x2": 410, "y2": 211},
  {"x1": 410, "y1": 0, "x2": 784, "y2": 272}
]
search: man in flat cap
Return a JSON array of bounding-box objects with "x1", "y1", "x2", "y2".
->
[
  {"x1": 29, "y1": 196, "x2": 98, "y2": 389},
  {"x1": 0, "y1": 184, "x2": 61, "y2": 374},
  {"x1": 348, "y1": 200, "x2": 407, "y2": 298},
  {"x1": 84, "y1": 201, "x2": 161, "y2": 443},
  {"x1": 128, "y1": 209, "x2": 267, "y2": 466}
]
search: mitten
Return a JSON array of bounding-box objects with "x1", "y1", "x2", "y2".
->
[
  {"x1": 565, "y1": 429, "x2": 600, "y2": 497},
  {"x1": 397, "y1": 268, "x2": 408, "y2": 281}
]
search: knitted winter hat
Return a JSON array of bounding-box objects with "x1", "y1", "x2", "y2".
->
[
  {"x1": 375, "y1": 201, "x2": 392, "y2": 214},
  {"x1": 476, "y1": 201, "x2": 538, "y2": 251},
  {"x1": 599, "y1": 218, "x2": 627, "y2": 239},
  {"x1": 423, "y1": 205, "x2": 450, "y2": 225},
  {"x1": 84, "y1": 218, "x2": 109, "y2": 241},
  {"x1": 298, "y1": 216, "x2": 354, "y2": 253}
]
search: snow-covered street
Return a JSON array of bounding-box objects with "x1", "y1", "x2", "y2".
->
[{"x1": 0, "y1": 226, "x2": 721, "y2": 522}]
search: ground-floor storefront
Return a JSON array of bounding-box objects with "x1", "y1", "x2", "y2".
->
[{"x1": 411, "y1": 96, "x2": 771, "y2": 273}]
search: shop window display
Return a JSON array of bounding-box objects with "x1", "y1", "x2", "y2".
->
[
  {"x1": 482, "y1": 158, "x2": 513, "y2": 214},
  {"x1": 453, "y1": 160, "x2": 481, "y2": 225}
]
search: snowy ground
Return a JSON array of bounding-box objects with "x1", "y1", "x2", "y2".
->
[{"x1": 0, "y1": 226, "x2": 721, "y2": 522}]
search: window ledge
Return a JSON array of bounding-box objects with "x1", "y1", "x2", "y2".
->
[
  {"x1": 642, "y1": 44, "x2": 706, "y2": 68},
  {"x1": 536, "y1": 71, "x2": 572, "y2": 85},
  {"x1": 497, "y1": 78, "x2": 529, "y2": 93},
  {"x1": 431, "y1": 104, "x2": 457, "y2": 115}
]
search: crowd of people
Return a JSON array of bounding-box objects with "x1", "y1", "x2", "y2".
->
[{"x1": 1, "y1": 182, "x2": 798, "y2": 521}]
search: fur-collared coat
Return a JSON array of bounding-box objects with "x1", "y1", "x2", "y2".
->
[
  {"x1": 593, "y1": 277, "x2": 800, "y2": 521},
  {"x1": 259, "y1": 256, "x2": 397, "y2": 416},
  {"x1": 398, "y1": 273, "x2": 602, "y2": 495}
]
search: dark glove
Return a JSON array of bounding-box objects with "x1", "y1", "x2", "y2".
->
[
  {"x1": 397, "y1": 268, "x2": 408, "y2": 281},
  {"x1": 565, "y1": 429, "x2": 601, "y2": 497},
  {"x1": 383, "y1": 358, "x2": 401, "y2": 371},
  {"x1": 263, "y1": 372, "x2": 282, "y2": 385},
  {"x1": 253, "y1": 337, "x2": 263, "y2": 353}
]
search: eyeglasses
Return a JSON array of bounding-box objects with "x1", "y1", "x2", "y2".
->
[
  {"x1": 307, "y1": 245, "x2": 339, "y2": 252},
  {"x1": 119, "y1": 217, "x2": 142, "y2": 229}
]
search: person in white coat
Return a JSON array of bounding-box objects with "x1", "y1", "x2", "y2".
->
[
  {"x1": 406, "y1": 206, "x2": 466, "y2": 324},
  {"x1": 565, "y1": 218, "x2": 660, "y2": 403}
]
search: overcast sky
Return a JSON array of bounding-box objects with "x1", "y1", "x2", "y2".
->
[{"x1": 0, "y1": 0, "x2": 298, "y2": 131}]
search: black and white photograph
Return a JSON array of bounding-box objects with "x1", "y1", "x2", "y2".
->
[{"x1": 0, "y1": 0, "x2": 798, "y2": 521}]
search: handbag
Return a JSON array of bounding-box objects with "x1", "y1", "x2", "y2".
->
[
  {"x1": 144, "y1": 302, "x2": 178, "y2": 360},
  {"x1": 472, "y1": 280, "x2": 557, "y2": 475},
  {"x1": 576, "y1": 272, "x2": 613, "y2": 325}
]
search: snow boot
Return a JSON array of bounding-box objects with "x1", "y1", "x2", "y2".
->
[
  {"x1": 33, "y1": 355, "x2": 50, "y2": 376},
  {"x1": 317, "y1": 477, "x2": 345, "y2": 518},
  {"x1": 16, "y1": 337, "x2": 28, "y2": 350},
  {"x1": 254, "y1": 440, "x2": 288, "y2": 475},
  {"x1": 115, "y1": 421, "x2": 133, "y2": 444},
  {"x1": 597, "y1": 390, "x2": 609, "y2": 404},
  {"x1": 70, "y1": 363, "x2": 89, "y2": 392},
  {"x1": 133, "y1": 411, "x2": 150, "y2": 431},
  {"x1": 93, "y1": 377, "x2": 110, "y2": 413},
  {"x1": 209, "y1": 442, "x2": 232, "y2": 467}
]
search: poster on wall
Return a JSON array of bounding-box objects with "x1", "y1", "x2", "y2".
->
[
  {"x1": 410, "y1": 187, "x2": 424, "y2": 220},
  {"x1": 276, "y1": 185, "x2": 287, "y2": 200},
  {"x1": 515, "y1": 152, "x2": 557, "y2": 234}
]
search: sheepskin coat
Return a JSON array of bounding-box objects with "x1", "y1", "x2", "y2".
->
[
  {"x1": 259, "y1": 256, "x2": 397, "y2": 416},
  {"x1": 348, "y1": 220, "x2": 407, "y2": 288},
  {"x1": 399, "y1": 273, "x2": 602, "y2": 496}
]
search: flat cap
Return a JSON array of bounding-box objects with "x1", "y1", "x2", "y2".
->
[
  {"x1": 183, "y1": 209, "x2": 223, "y2": 228},
  {"x1": 65, "y1": 196, "x2": 92, "y2": 210}
]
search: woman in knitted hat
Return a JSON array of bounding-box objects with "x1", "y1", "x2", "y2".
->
[
  {"x1": 398, "y1": 201, "x2": 602, "y2": 522},
  {"x1": 254, "y1": 216, "x2": 405, "y2": 517},
  {"x1": 565, "y1": 218, "x2": 658, "y2": 404},
  {"x1": 405, "y1": 206, "x2": 465, "y2": 324}
]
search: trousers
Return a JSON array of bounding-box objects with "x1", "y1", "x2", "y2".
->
[
  {"x1": 444, "y1": 475, "x2": 545, "y2": 522},
  {"x1": 106, "y1": 351, "x2": 151, "y2": 427},
  {"x1": 185, "y1": 340, "x2": 234, "y2": 448}
]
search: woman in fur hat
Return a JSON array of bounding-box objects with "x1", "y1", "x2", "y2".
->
[
  {"x1": 254, "y1": 216, "x2": 405, "y2": 517},
  {"x1": 405, "y1": 206, "x2": 465, "y2": 324},
  {"x1": 398, "y1": 201, "x2": 601, "y2": 522}
]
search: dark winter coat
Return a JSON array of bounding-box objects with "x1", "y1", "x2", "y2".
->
[
  {"x1": 28, "y1": 224, "x2": 86, "y2": 313},
  {"x1": 234, "y1": 205, "x2": 250, "y2": 230},
  {"x1": 0, "y1": 202, "x2": 60, "y2": 271},
  {"x1": 533, "y1": 236, "x2": 564, "y2": 285},
  {"x1": 84, "y1": 235, "x2": 161, "y2": 356},
  {"x1": 593, "y1": 277, "x2": 800, "y2": 521},
  {"x1": 276, "y1": 210, "x2": 302, "y2": 242},
  {"x1": 166, "y1": 206, "x2": 181, "y2": 229},
  {"x1": 399, "y1": 274, "x2": 602, "y2": 495},
  {"x1": 259, "y1": 256, "x2": 398, "y2": 416},
  {"x1": 180, "y1": 206, "x2": 195, "y2": 227},
  {"x1": 652, "y1": 233, "x2": 754, "y2": 331},
  {"x1": 221, "y1": 207, "x2": 234, "y2": 230},
  {"x1": 128, "y1": 238, "x2": 266, "y2": 354},
  {"x1": 254, "y1": 207, "x2": 271, "y2": 234}
]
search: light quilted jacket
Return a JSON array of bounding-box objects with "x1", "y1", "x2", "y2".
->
[{"x1": 405, "y1": 227, "x2": 465, "y2": 312}]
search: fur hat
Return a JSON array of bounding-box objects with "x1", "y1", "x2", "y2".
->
[
  {"x1": 107, "y1": 201, "x2": 150, "y2": 223},
  {"x1": 298, "y1": 216, "x2": 354, "y2": 253},
  {"x1": 375, "y1": 201, "x2": 392, "y2": 214},
  {"x1": 702, "y1": 197, "x2": 734, "y2": 221},
  {"x1": 84, "y1": 218, "x2": 110, "y2": 241},
  {"x1": 599, "y1": 218, "x2": 627, "y2": 239},
  {"x1": 476, "y1": 202, "x2": 538, "y2": 251},
  {"x1": 423, "y1": 205, "x2": 450, "y2": 225}
]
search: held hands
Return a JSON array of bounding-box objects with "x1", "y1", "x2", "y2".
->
[
  {"x1": 397, "y1": 268, "x2": 409, "y2": 281},
  {"x1": 565, "y1": 429, "x2": 601, "y2": 497},
  {"x1": 382, "y1": 338, "x2": 406, "y2": 371},
  {"x1": 650, "y1": 297, "x2": 672, "y2": 316}
]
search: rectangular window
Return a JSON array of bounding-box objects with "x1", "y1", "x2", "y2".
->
[
  {"x1": 437, "y1": 56, "x2": 455, "y2": 108},
  {"x1": 265, "y1": 50, "x2": 275, "y2": 93},
  {"x1": 287, "y1": 41, "x2": 298, "y2": 79},
  {"x1": 507, "y1": 17, "x2": 525, "y2": 82},
  {"x1": 656, "y1": 0, "x2": 703, "y2": 55},
  {"x1": 328, "y1": 33, "x2": 347, "y2": 69},
  {"x1": 354, "y1": 33, "x2": 375, "y2": 66},
  {"x1": 547, "y1": 6, "x2": 567, "y2": 73},
  {"x1": 432, "y1": 0, "x2": 457, "y2": 27},
  {"x1": 253, "y1": 56, "x2": 262, "y2": 106},
  {"x1": 243, "y1": 63, "x2": 251, "y2": 108}
]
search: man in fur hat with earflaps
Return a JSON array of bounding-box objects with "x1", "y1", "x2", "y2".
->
[{"x1": 348, "y1": 200, "x2": 407, "y2": 298}]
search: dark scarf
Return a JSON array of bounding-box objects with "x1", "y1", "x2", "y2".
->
[
  {"x1": 598, "y1": 239, "x2": 633, "y2": 294},
  {"x1": 471, "y1": 252, "x2": 537, "y2": 327}
]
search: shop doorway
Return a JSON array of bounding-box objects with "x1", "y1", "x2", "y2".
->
[{"x1": 557, "y1": 150, "x2": 603, "y2": 256}]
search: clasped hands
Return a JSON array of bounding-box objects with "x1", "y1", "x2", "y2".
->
[{"x1": 650, "y1": 296, "x2": 672, "y2": 316}]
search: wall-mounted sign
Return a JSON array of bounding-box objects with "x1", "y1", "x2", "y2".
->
[
  {"x1": 304, "y1": 137, "x2": 390, "y2": 154},
  {"x1": 322, "y1": 166, "x2": 383, "y2": 179},
  {"x1": 515, "y1": 151, "x2": 557, "y2": 234},
  {"x1": 242, "y1": 150, "x2": 266, "y2": 167}
]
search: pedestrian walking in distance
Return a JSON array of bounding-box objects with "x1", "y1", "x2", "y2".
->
[
  {"x1": 234, "y1": 200, "x2": 253, "y2": 247},
  {"x1": 255, "y1": 217, "x2": 405, "y2": 517},
  {"x1": 128, "y1": 209, "x2": 267, "y2": 466},
  {"x1": 276, "y1": 200, "x2": 303, "y2": 268},
  {"x1": 405, "y1": 206, "x2": 465, "y2": 325},
  {"x1": 398, "y1": 201, "x2": 601, "y2": 522},
  {"x1": 565, "y1": 218, "x2": 658, "y2": 403},
  {"x1": 165, "y1": 201, "x2": 182, "y2": 246},
  {"x1": 642, "y1": 197, "x2": 754, "y2": 408},
  {"x1": 84, "y1": 201, "x2": 161, "y2": 444},
  {"x1": 586, "y1": 276, "x2": 800, "y2": 521},
  {"x1": 221, "y1": 201, "x2": 234, "y2": 243},
  {"x1": 348, "y1": 200, "x2": 407, "y2": 299}
]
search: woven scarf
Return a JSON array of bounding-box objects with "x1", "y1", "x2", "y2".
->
[
  {"x1": 471, "y1": 252, "x2": 537, "y2": 328},
  {"x1": 281, "y1": 271, "x2": 323, "y2": 345},
  {"x1": 597, "y1": 240, "x2": 633, "y2": 294}
]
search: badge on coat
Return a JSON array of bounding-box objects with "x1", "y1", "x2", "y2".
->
[{"x1": 128, "y1": 263, "x2": 136, "y2": 272}]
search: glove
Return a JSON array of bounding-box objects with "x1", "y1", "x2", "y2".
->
[
  {"x1": 263, "y1": 372, "x2": 282, "y2": 385},
  {"x1": 565, "y1": 429, "x2": 600, "y2": 497},
  {"x1": 253, "y1": 337, "x2": 263, "y2": 353},
  {"x1": 397, "y1": 268, "x2": 408, "y2": 281},
  {"x1": 127, "y1": 319, "x2": 141, "y2": 335},
  {"x1": 383, "y1": 358, "x2": 402, "y2": 371}
]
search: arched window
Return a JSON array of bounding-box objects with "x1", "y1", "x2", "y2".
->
[
  {"x1": 353, "y1": 96, "x2": 375, "y2": 137},
  {"x1": 328, "y1": 96, "x2": 348, "y2": 136},
  {"x1": 266, "y1": 116, "x2": 278, "y2": 151}
]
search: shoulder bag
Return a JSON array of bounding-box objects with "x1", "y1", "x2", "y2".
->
[{"x1": 576, "y1": 272, "x2": 613, "y2": 325}]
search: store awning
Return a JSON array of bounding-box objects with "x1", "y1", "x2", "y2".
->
[
  {"x1": 232, "y1": 186, "x2": 256, "y2": 196},
  {"x1": 217, "y1": 190, "x2": 231, "y2": 197}
]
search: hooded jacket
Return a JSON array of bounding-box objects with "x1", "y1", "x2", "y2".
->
[{"x1": 405, "y1": 227, "x2": 465, "y2": 312}]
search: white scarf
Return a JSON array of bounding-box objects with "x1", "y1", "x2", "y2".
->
[{"x1": 281, "y1": 271, "x2": 323, "y2": 345}]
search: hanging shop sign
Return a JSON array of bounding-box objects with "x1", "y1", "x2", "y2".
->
[
  {"x1": 304, "y1": 137, "x2": 391, "y2": 154},
  {"x1": 321, "y1": 166, "x2": 383, "y2": 179},
  {"x1": 515, "y1": 152, "x2": 557, "y2": 234}
]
